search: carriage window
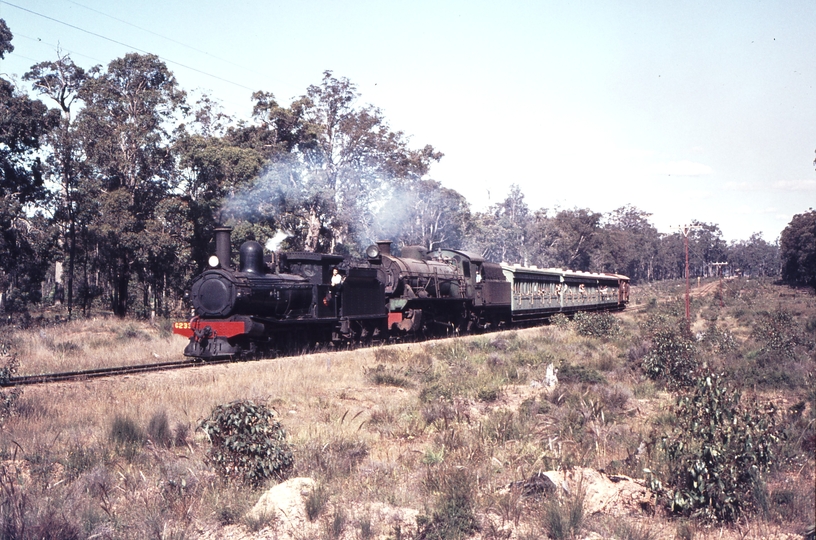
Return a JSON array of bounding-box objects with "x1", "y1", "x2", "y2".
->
[{"x1": 462, "y1": 261, "x2": 471, "y2": 278}]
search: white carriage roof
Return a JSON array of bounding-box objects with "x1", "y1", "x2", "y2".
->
[{"x1": 500, "y1": 263, "x2": 629, "y2": 281}]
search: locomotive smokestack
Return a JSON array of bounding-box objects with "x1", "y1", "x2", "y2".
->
[
  {"x1": 214, "y1": 227, "x2": 233, "y2": 269},
  {"x1": 376, "y1": 241, "x2": 392, "y2": 256}
]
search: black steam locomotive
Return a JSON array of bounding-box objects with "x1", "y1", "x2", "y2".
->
[{"x1": 173, "y1": 227, "x2": 629, "y2": 359}]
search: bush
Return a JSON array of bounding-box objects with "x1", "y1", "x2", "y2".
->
[
  {"x1": 550, "y1": 313, "x2": 570, "y2": 329},
  {"x1": 752, "y1": 309, "x2": 806, "y2": 361},
  {"x1": 647, "y1": 373, "x2": 780, "y2": 522},
  {"x1": 642, "y1": 324, "x2": 699, "y2": 389},
  {"x1": 0, "y1": 338, "x2": 21, "y2": 426},
  {"x1": 557, "y1": 362, "x2": 606, "y2": 385},
  {"x1": 573, "y1": 311, "x2": 621, "y2": 338},
  {"x1": 365, "y1": 364, "x2": 412, "y2": 388},
  {"x1": 700, "y1": 321, "x2": 737, "y2": 354},
  {"x1": 199, "y1": 400, "x2": 293, "y2": 487}
]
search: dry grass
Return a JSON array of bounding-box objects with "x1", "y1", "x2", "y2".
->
[
  {"x1": 9, "y1": 317, "x2": 188, "y2": 375},
  {"x1": 0, "y1": 277, "x2": 813, "y2": 539}
]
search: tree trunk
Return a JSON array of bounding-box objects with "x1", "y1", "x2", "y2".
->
[
  {"x1": 115, "y1": 258, "x2": 129, "y2": 317},
  {"x1": 305, "y1": 206, "x2": 322, "y2": 252}
]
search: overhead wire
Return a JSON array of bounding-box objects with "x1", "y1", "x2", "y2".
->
[
  {"x1": 0, "y1": 0, "x2": 256, "y2": 92},
  {"x1": 13, "y1": 31, "x2": 105, "y2": 64},
  {"x1": 65, "y1": 0, "x2": 260, "y2": 77}
]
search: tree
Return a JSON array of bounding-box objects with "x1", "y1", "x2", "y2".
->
[
  {"x1": 687, "y1": 221, "x2": 727, "y2": 277},
  {"x1": 541, "y1": 208, "x2": 602, "y2": 271},
  {"x1": 0, "y1": 21, "x2": 60, "y2": 312},
  {"x1": 244, "y1": 71, "x2": 442, "y2": 253},
  {"x1": 76, "y1": 53, "x2": 185, "y2": 316},
  {"x1": 373, "y1": 178, "x2": 470, "y2": 251},
  {"x1": 727, "y1": 233, "x2": 779, "y2": 278},
  {"x1": 469, "y1": 184, "x2": 530, "y2": 264},
  {"x1": 175, "y1": 96, "x2": 265, "y2": 271},
  {"x1": 595, "y1": 205, "x2": 659, "y2": 282},
  {"x1": 779, "y1": 210, "x2": 816, "y2": 290},
  {"x1": 0, "y1": 19, "x2": 13, "y2": 59},
  {"x1": 24, "y1": 51, "x2": 87, "y2": 317}
]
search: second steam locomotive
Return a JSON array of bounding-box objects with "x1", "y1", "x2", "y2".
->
[{"x1": 173, "y1": 227, "x2": 629, "y2": 359}]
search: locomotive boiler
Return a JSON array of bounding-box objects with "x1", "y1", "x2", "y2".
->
[{"x1": 365, "y1": 241, "x2": 510, "y2": 334}]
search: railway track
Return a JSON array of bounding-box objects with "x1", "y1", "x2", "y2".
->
[{"x1": 1, "y1": 358, "x2": 232, "y2": 387}]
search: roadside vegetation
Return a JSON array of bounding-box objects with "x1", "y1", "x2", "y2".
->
[{"x1": 0, "y1": 277, "x2": 812, "y2": 539}]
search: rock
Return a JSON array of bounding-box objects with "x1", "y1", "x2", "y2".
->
[
  {"x1": 245, "y1": 476, "x2": 316, "y2": 530},
  {"x1": 544, "y1": 362, "x2": 558, "y2": 389},
  {"x1": 537, "y1": 467, "x2": 654, "y2": 516},
  {"x1": 514, "y1": 471, "x2": 558, "y2": 496}
]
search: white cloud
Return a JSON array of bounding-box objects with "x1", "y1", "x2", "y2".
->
[{"x1": 771, "y1": 179, "x2": 816, "y2": 191}]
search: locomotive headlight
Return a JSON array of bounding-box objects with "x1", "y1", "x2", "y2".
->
[
  {"x1": 365, "y1": 245, "x2": 380, "y2": 259},
  {"x1": 208, "y1": 255, "x2": 220, "y2": 268}
]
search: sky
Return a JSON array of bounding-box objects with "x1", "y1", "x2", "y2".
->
[{"x1": 1, "y1": 0, "x2": 814, "y2": 242}]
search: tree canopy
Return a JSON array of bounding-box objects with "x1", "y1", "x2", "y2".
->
[{"x1": 780, "y1": 210, "x2": 816, "y2": 290}]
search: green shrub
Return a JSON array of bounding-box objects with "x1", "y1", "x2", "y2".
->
[
  {"x1": 573, "y1": 311, "x2": 621, "y2": 338},
  {"x1": 199, "y1": 400, "x2": 293, "y2": 487},
  {"x1": 647, "y1": 373, "x2": 780, "y2": 522},
  {"x1": 0, "y1": 338, "x2": 21, "y2": 426},
  {"x1": 752, "y1": 309, "x2": 806, "y2": 361},
  {"x1": 557, "y1": 362, "x2": 606, "y2": 385},
  {"x1": 700, "y1": 321, "x2": 737, "y2": 354},
  {"x1": 642, "y1": 324, "x2": 699, "y2": 389},
  {"x1": 550, "y1": 313, "x2": 570, "y2": 329}
]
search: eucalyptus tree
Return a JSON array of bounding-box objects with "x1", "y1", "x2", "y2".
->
[
  {"x1": 687, "y1": 221, "x2": 727, "y2": 277},
  {"x1": 76, "y1": 53, "x2": 185, "y2": 316},
  {"x1": 0, "y1": 20, "x2": 60, "y2": 311},
  {"x1": 245, "y1": 71, "x2": 442, "y2": 253},
  {"x1": 542, "y1": 208, "x2": 603, "y2": 271},
  {"x1": 373, "y1": 178, "x2": 471, "y2": 251},
  {"x1": 595, "y1": 205, "x2": 660, "y2": 282},
  {"x1": 727, "y1": 233, "x2": 779, "y2": 278},
  {"x1": 24, "y1": 52, "x2": 87, "y2": 317},
  {"x1": 175, "y1": 95, "x2": 266, "y2": 272},
  {"x1": 468, "y1": 185, "x2": 531, "y2": 264},
  {"x1": 780, "y1": 210, "x2": 816, "y2": 290}
]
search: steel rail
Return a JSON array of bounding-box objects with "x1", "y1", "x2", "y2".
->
[{"x1": 1, "y1": 358, "x2": 233, "y2": 387}]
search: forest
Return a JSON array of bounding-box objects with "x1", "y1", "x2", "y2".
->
[{"x1": 0, "y1": 19, "x2": 812, "y2": 320}]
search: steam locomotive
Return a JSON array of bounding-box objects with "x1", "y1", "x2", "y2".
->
[{"x1": 173, "y1": 227, "x2": 630, "y2": 359}]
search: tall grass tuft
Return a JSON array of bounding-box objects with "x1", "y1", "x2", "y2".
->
[
  {"x1": 541, "y1": 484, "x2": 585, "y2": 540},
  {"x1": 416, "y1": 466, "x2": 479, "y2": 540},
  {"x1": 147, "y1": 409, "x2": 173, "y2": 448},
  {"x1": 109, "y1": 414, "x2": 145, "y2": 459}
]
